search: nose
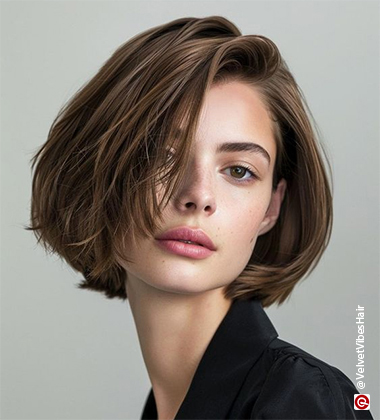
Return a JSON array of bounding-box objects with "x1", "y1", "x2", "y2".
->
[{"x1": 172, "y1": 162, "x2": 217, "y2": 216}]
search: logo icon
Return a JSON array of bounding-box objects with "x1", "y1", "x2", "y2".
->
[{"x1": 354, "y1": 394, "x2": 370, "y2": 410}]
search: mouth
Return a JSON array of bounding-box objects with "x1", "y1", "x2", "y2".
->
[
  {"x1": 155, "y1": 238, "x2": 215, "y2": 260},
  {"x1": 155, "y1": 226, "x2": 216, "y2": 251},
  {"x1": 176, "y1": 239, "x2": 204, "y2": 246}
]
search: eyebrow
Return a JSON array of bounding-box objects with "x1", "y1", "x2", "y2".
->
[
  {"x1": 173, "y1": 129, "x2": 271, "y2": 165},
  {"x1": 216, "y1": 142, "x2": 271, "y2": 165}
]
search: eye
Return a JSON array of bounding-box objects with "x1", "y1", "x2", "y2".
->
[
  {"x1": 225, "y1": 164, "x2": 258, "y2": 184},
  {"x1": 165, "y1": 147, "x2": 176, "y2": 162},
  {"x1": 158, "y1": 148, "x2": 175, "y2": 169}
]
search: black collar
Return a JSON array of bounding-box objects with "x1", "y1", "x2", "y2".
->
[{"x1": 141, "y1": 297, "x2": 278, "y2": 419}]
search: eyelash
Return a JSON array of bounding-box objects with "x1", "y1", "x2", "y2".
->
[
  {"x1": 225, "y1": 164, "x2": 258, "y2": 184},
  {"x1": 165, "y1": 150, "x2": 258, "y2": 184}
]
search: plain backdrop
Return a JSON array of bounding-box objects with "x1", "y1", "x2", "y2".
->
[{"x1": 1, "y1": 1, "x2": 379, "y2": 419}]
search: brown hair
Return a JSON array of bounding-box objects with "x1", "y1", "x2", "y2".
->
[{"x1": 25, "y1": 16, "x2": 333, "y2": 308}]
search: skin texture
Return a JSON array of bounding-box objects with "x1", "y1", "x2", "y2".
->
[{"x1": 117, "y1": 81, "x2": 287, "y2": 420}]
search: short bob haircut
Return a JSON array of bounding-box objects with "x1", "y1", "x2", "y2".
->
[{"x1": 26, "y1": 16, "x2": 333, "y2": 308}]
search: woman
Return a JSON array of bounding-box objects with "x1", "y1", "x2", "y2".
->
[{"x1": 27, "y1": 16, "x2": 374, "y2": 420}]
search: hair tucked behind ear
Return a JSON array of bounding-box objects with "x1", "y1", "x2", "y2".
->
[{"x1": 25, "y1": 16, "x2": 332, "y2": 307}]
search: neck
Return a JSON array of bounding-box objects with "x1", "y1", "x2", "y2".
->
[{"x1": 126, "y1": 274, "x2": 232, "y2": 420}]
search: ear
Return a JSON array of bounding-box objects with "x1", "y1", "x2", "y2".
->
[{"x1": 258, "y1": 178, "x2": 287, "y2": 236}]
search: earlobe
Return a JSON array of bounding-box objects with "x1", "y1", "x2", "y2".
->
[{"x1": 258, "y1": 178, "x2": 287, "y2": 236}]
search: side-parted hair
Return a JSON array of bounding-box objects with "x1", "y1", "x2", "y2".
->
[{"x1": 26, "y1": 16, "x2": 333, "y2": 307}]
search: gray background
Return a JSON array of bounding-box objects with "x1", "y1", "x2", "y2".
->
[{"x1": 1, "y1": 1, "x2": 379, "y2": 419}]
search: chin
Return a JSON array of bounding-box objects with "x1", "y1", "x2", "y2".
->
[{"x1": 146, "y1": 275, "x2": 215, "y2": 296}]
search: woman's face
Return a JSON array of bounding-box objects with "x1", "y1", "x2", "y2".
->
[{"x1": 118, "y1": 81, "x2": 286, "y2": 296}]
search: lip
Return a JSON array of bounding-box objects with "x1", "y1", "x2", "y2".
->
[
  {"x1": 155, "y1": 239, "x2": 214, "y2": 260},
  {"x1": 155, "y1": 226, "x2": 216, "y2": 250},
  {"x1": 155, "y1": 226, "x2": 216, "y2": 260}
]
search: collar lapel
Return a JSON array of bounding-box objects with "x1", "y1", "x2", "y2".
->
[{"x1": 141, "y1": 297, "x2": 278, "y2": 420}]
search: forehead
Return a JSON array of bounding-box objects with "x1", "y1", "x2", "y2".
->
[{"x1": 189, "y1": 81, "x2": 277, "y2": 164}]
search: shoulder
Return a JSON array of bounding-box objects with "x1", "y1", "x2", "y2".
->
[{"x1": 249, "y1": 338, "x2": 374, "y2": 419}]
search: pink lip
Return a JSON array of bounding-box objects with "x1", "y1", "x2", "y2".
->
[
  {"x1": 155, "y1": 226, "x2": 216, "y2": 251},
  {"x1": 155, "y1": 226, "x2": 216, "y2": 259},
  {"x1": 155, "y1": 239, "x2": 214, "y2": 260}
]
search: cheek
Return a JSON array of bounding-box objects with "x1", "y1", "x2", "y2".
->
[
  {"x1": 156, "y1": 181, "x2": 165, "y2": 201},
  {"x1": 228, "y1": 200, "x2": 268, "y2": 247}
]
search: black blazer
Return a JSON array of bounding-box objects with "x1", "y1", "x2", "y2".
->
[{"x1": 141, "y1": 297, "x2": 374, "y2": 419}]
